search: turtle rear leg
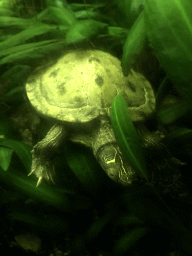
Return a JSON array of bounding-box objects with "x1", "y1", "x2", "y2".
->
[{"x1": 28, "y1": 123, "x2": 66, "y2": 186}]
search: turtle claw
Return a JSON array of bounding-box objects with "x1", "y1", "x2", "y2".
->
[
  {"x1": 36, "y1": 176, "x2": 43, "y2": 187},
  {"x1": 28, "y1": 169, "x2": 35, "y2": 176},
  {"x1": 28, "y1": 147, "x2": 56, "y2": 186},
  {"x1": 30, "y1": 160, "x2": 55, "y2": 186}
]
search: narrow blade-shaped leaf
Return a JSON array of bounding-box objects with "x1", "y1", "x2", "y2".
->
[
  {"x1": 114, "y1": 227, "x2": 150, "y2": 254},
  {"x1": 145, "y1": 0, "x2": 192, "y2": 101},
  {"x1": 63, "y1": 143, "x2": 109, "y2": 195},
  {"x1": 0, "y1": 146, "x2": 13, "y2": 171},
  {"x1": 111, "y1": 93, "x2": 148, "y2": 180},
  {"x1": 121, "y1": 11, "x2": 147, "y2": 76},
  {"x1": 65, "y1": 20, "x2": 107, "y2": 44},
  {"x1": 0, "y1": 139, "x2": 32, "y2": 171}
]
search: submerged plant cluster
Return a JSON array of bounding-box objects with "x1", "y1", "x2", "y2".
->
[{"x1": 0, "y1": 0, "x2": 192, "y2": 255}]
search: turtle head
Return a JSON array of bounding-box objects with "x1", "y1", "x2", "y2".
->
[{"x1": 97, "y1": 144, "x2": 136, "y2": 185}]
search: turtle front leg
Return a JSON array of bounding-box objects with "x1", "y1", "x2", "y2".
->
[{"x1": 28, "y1": 123, "x2": 66, "y2": 186}]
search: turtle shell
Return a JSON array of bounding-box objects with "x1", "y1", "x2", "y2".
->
[{"x1": 26, "y1": 50, "x2": 155, "y2": 123}]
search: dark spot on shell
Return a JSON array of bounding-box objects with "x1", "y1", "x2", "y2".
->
[
  {"x1": 95, "y1": 75, "x2": 104, "y2": 87},
  {"x1": 127, "y1": 81, "x2": 136, "y2": 92},
  {"x1": 74, "y1": 96, "x2": 84, "y2": 105},
  {"x1": 88, "y1": 57, "x2": 101, "y2": 63},
  {"x1": 86, "y1": 108, "x2": 96, "y2": 117},
  {"x1": 49, "y1": 69, "x2": 59, "y2": 77},
  {"x1": 106, "y1": 68, "x2": 110, "y2": 74},
  {"x1": 101, "y1": 97, "x2": 105, "y2": 108},
  {"x1": 57, "y1": 83, "x2": 66, "y2": 95}
]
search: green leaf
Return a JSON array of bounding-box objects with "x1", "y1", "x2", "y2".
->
[
  {"x1": 87, "y1": 213, "x2": 115, "y2": 240},
  {"x1": 0, "y1": 39, "x2": 58, "y2": 59},
  {"x1": 0, "y1": 168, "x2": 72, "y2": 211},
  {"x1": 65, "y1": 19, "x2": 107, "y2": 44},
  {"x1": 3, "y1": 86, "x2": 26, "y2": 103},
  {"x1": 0, "y1": 116, "x2": 17, "y2": 140},
  {"x1": 108, "y1": 26, "x2": 128, "y2": 37},
  {"x1": 114, "y1": 227, "x2": 150, "y2": 254},
  {"x1": 145, "y1": 0, "x2": 192, "y2": 101},
  {"x1": 111, "y1": 93, "x2": 148, "y2": 180},
  {"x1": 166, "y1": 127, "x2": 192, "y2": 142},
  {"x1": 116, "y1": 214, "x2": 145, "y2": 227},
  {"x1": 63, "y1": 143, "x2": 109, "y2": 195},
  {"x1": 0, "y1": 16, "x2": 41, "y2": 28},
  {"x1": 157, "y1": 100, "x2": 189, "y2": 125},
  {"x1": 0, "y1": 139, "x2": 32, "y2": 171},
  {"x1": 114, "y1": 0, "x2": 144, "y2": 27},
  {"x1": 0, "y1": 7, "x2": 16, "y2": 17},
  {"x1": 70, "y1": 3, "x2": 105, "y2": 12},
  {"x1": 74, "y1": 10, "x2": 113, "y2": 24},
  {"x1": 0, "y1": 23, "x2": 65, "y2": 51},
  {"x1": 0, "y1": 65, "x2": 31, "y2": 91},
  {"x1": 122, "y1": 11, "x2": 147, "y2": 76},
  {"x1": 0, "y1": 40, "x2": 65, "y2": 65},
  {"x1": 127, "y1": 197, "x2": 192, "y2": 254},
  {"x1": 0, "y1": 146, "x2": 13, "y2": 171},
  {"x1": 164, "y1": 127, "x2": 192, "y2": 159},
  {"x1": 36, "y1": 6, "x2": 76, "y2": 26},
  {"x1": 10, "y1": 211, "x2": 69, "y2": 233},
  {"x1": 87, "y1": 199, "x2": 118, "y2": 240}
]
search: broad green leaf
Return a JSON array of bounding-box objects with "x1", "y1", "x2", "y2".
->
[
  {"x1": 3, "y1": 86, "x2": 26, "y2": 103},
  {"x1": 114, "y1": 0, "x2": 145, "y2": 30},
  {"x1": 0, "y1": 40, "x2": 65, "y2": 65},
  {"x1": 10, "y1": 211, "x2": 69, "y2": 232},
  {"x1": 0, "y1": 167, "x2": 71, "y2": 211},
  {"x1": 0, "y1": 39, "x2": 56, "y2": 58},
  {"x1": 0, "y1": 23, "x2": 66, "y2": 51},
  {"x1": 87, "y1": 213, "x2": 115, "y2": 240},
  {"x1": 45, "y1": 0, "x2": 70, "y2": 9},
  {"x1": 0, "y1": 16, "x2": 41, "y2": 28},
  {"x1": 0, "y1": 65, "x2": 31, "y2": 91},
  {"x1": 108, "y1": 26, "x2": 128, "y2": 37},
  {"x1": 0, "y1": 146, "x2": 13, "y2": 171},
  {"x1": 145, "y1": 0, "x2": 192, "y2": 101},
  {"x1": 157, "y1": 100, "x2": 189, "y2": 125},
  {"x1": 65, "y1": 20, "x2": 107, "y2": 44},
  {"x1": 63, "y1": 143, "x2": 109, "y2": 195},
  {"x1": 121, "y1": 11, "x2": 147, "y2": 76},
  {"x1": 114, "y1": 227, "x2": 150, "y2": 254},
  {"x1": 36, "y1": 6, "x2": 76, "y2": 26},
  {"x1": 0, "y1": 139, "x2": 32, "y2": 171},
  {"x1": 166, "y1": 127, "x2": 192, "y2": 142},
  {"x1": 74, "y1": 10, "x2": 113, "y2": 24},
  {"x1": 164, "y1": 127, "x2": 192, "y2": 159},
  {"x1": 111, "y1": 93, "x2": 148, "y2": 180},
  {"x1": 115, "y1": 214, "x2": 145, "y2": 227},
  {"x1": 70, "y1": 3, "x2": 105, "y2": 12},
  {"x1": 0, "y1": 7, "x2": 16, "y2": 16},
  {"x1": 0, "y1": 117, "x2": 16, "y2": 140},
  {"x1": 127, "y1": 197, "x2": 192, "y2": 254}
]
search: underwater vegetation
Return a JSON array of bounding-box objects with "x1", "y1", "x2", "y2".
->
[{"x1": 0, "y1": 0, "x2": 192, "y2": 255}]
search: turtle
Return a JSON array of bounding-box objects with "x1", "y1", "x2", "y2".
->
[{"x1": 25, "y1": 50, "x2": 156, "y2": 187}]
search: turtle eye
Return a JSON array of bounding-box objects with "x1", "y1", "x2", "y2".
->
[
  {"x1": 97, "y1": 145, "x2": 117, "y2": 169},
  {"x1": 97, "y1": 145, "x2": 121, "y2": 169},
  {"x1": 97, "y1": 145, "x2": 135, "y2": 184},
  {"x1": 103, "y1": 151, "x2": 116, "y2": 165}
]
